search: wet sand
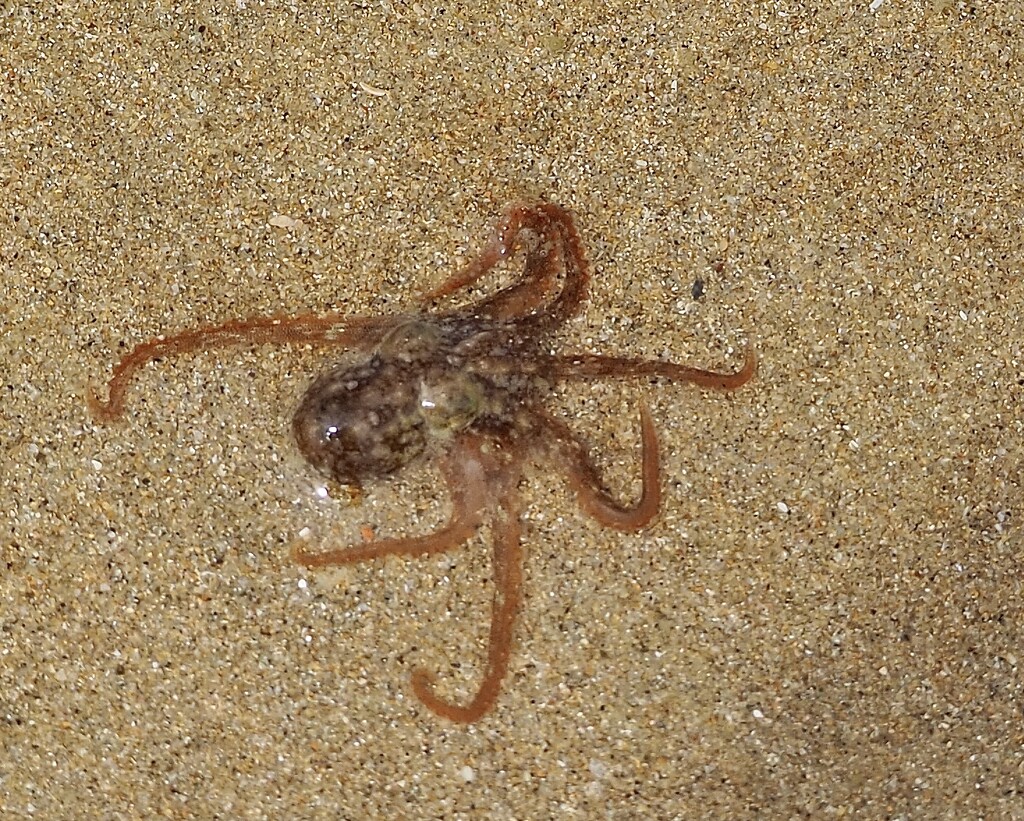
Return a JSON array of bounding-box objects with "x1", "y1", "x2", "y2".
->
[{"x1": 3, "y1": 3, "x2": 1022, "y2": 817}]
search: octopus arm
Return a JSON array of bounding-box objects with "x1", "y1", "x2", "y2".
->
[
  {"x1": 401, "y1": 435, "x2": 527, "y2": 722},
  {"x1": 292, "y1": 433, "x2": 493, "y2": 568},
  {"x1": 533, "y1": 405, "x2": 662, "y2": 532},
  {"x1": 89, "y1": 313, "x2": 398, "y2": 422},
  {"x1": 537, "y1": 344, "x2": 757, "y2": 391}
]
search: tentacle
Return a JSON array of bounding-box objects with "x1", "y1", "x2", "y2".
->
[
  {"x1": 411, "y1": 482, "x2": 524, "y2": 722},
  {"x1": 400, "y1": 435, "x2": 526, "y2": 722},
  {"x1": 513, "y1": 203, "x2": 590, "y2": 332},
  {"x1": 531, "y1": 343, "x2": 757, "y2": 391},
  {"x1": 410, "y1": 401, "x2": 661, "y2": 723},
  {"x1": 291, "y1": 516, "x2": 476, "y2": 568},
  {"x1": 294, "y1": 433, "x2": 528, "y2": 723},
  {"x1": 421, "y1": 204, "x2": 534, "y2": 302},
  {"x1": 89, "y1": 313, "x2": 398, "y2": 422},
  {"x1": 291, "y1": 436, "x2": 492, "y2": 567},
  {"x1": 531, "y1": 404, "x2": 662, "y2": 531},
  {"x1": 423, "y1": 202, "x2": 590, "y2": 327},
  {"x1": 449, "y1": 232, "x2": 562, "y2": 321}
]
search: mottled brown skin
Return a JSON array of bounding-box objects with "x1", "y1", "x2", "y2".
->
[{"x1": 90, "y1": 203, "x2": 756, "y2": 723}]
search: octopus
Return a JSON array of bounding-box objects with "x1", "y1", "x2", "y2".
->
[{"x1": 90, "y1": 202, "x2": 755, "y2": 723}]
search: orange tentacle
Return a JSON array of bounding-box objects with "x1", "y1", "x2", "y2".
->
[
  {"x1": 411, "y1": 498, "x2": 523, "y2": 722},
  {"x1": 570, "y1": 404, "x2": 661, "y2": 531},
  {"x1": 536, "y1": 344, "x2": 757, "y2": 391},
  {"x1": 89, "y1": 313, "x2": 396, "y2": 422}
]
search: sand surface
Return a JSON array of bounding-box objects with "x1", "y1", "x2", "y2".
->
[{"x1": 3, "y1": 2, "x2": 1023, "y2": 817}]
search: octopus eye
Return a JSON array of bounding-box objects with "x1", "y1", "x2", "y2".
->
[
  {"x1": 376, "y1": 319, "x2": 443, "y2": 363},
  {"x1": 418, "y1": 373, "x2": 484, "y2": 436}
]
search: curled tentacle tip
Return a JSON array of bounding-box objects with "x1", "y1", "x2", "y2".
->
[
  {"x1": 410, "y1": 667, "x2": 436, "y2": 693},
  {"x1": 289, "y1": 532, "x2": 318, "y2": 567},
  {"x1": 410, "y1": 668, "x2": 449, "y2": 709},
  {"x1": 85, "y1": 386, "x2": 119, "y2": 423},
  {"x1": 410, "y1": 669, "x2": 482, "y2": 722}
]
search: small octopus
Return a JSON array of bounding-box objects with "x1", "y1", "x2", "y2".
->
[{"x1": 90, "y1": 202, "x2": 755, "y2": 722}]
